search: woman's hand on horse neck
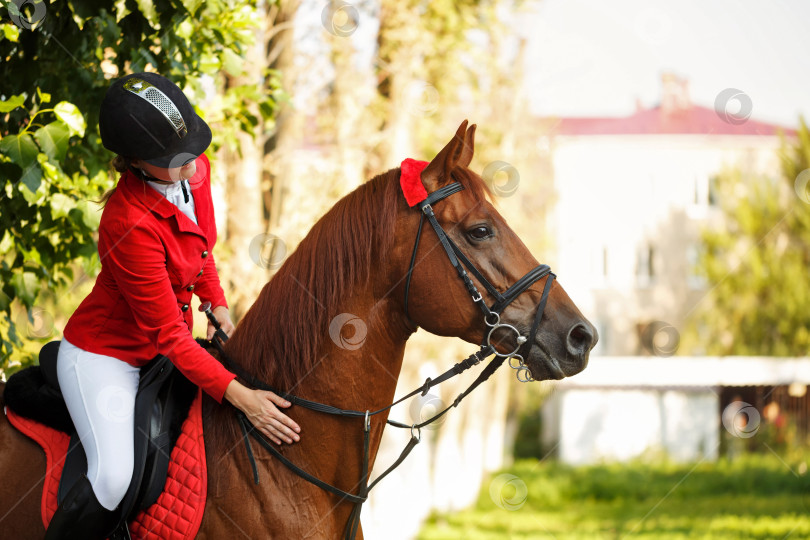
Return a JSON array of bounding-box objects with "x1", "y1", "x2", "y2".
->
[{"x1": 224, "y1": 380, "x2": 302, "y2": 445}]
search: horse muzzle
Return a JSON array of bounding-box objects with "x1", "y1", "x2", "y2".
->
[{"x1": 522, "y1": 320, "x2": 598, "y2": 381}]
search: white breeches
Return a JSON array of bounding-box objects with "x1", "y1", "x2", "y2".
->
[{"x1": 56, "y1": 339, "x2": 140, "y2": 511}]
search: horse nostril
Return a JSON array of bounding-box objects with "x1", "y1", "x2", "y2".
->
[{"x1": 567, "y1": 323, "x2": 595, "y2": 356}]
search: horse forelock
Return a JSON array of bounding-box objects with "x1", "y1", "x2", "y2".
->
[
  {"x1": 450, "y1": 165, "x2": 494, "y2": 205},
  {"x1": 223, "y1": 169, "x2": 401, "y2": 393}
]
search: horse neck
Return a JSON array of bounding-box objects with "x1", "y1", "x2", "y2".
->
[{"x1": 297, "y1": 283, "x2": 411, "y2": 413}]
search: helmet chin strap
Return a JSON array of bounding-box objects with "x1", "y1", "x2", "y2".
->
[{"x1": 131, "y1": 166, "x2": 190, "y2": 203}]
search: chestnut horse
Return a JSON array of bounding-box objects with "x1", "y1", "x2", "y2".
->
[{"x1": 0, "y1": 121, "x2": 596, "y2": 538}]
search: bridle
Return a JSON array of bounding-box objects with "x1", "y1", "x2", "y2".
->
[
  {"x1": 402, "y1": 179, "x2": 556, "y2": 382},
  {"x1": 205, "y1": 166, "x2": 557, "y2": 540}
]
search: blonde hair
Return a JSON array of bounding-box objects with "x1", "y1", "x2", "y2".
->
[{"x1": 97, "y1": 155, "x2": 133, "y2": 207}]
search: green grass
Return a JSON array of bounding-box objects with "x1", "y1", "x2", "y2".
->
[{"x1": 418, "y1": 454, "x2": 810, "y2": 539}]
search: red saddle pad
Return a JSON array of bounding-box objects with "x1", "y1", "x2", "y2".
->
[{"x1": 6, "y1": 389, "x2": 207, "y2": 540}]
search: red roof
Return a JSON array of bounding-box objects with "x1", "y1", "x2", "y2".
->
[{"x1": 551, "y1": 104, "x2": 796, "y2": 137}]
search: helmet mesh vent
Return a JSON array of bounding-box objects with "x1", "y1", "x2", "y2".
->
[{"x1": 123, "y1": 78, "x2": 188, "y2": 138}]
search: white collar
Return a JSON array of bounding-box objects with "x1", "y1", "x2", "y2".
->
[{"x1": 146, "y1": 179, "x2": 185, "y2": 197}]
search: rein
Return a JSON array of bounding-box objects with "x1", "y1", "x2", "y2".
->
[
  {"x1": 204, "y1": 165, "x2": 556, "y2": 539},
  {"x1": 208, "y1": 329, "x2": 503, "y2": 540}
]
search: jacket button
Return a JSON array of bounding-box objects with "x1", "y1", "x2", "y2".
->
[
  {"x1": 186, "y1": 284, "x2": 195, "y2": 292},
  {"x1": 197, "y1": 269, "x2": 203, "y2": 277},
  {"x1": 201, "y1": 250, "x2": 208, "y2": 258},
  {"x1": 181, "y1": 304, "x2": 189, "y2": 312}
]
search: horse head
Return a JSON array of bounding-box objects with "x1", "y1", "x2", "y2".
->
[{"x1": 394, "y1": 120, "x2": 597, "y2": 380}]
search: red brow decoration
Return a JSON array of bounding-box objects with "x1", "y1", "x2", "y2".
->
[{"x1": 400, "y1": 158, "x2": 429, "y2": 207}]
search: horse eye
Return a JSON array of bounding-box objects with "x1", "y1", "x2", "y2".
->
[{"x1": 467, "y1": 225, "x2": 493, "y2": 241}]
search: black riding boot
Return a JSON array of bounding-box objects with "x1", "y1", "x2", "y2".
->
[{"x1": 44, "y1": 475, "x2": 121, "y2": 540}]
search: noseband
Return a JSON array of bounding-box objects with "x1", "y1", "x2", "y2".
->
[{"x1": 402, "y1": 180, "x2": 556, "y2": 382}]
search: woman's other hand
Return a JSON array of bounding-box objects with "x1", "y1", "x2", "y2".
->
[
  {"x1": 208, "y1": 305, "x2": 235, "y2": 339},
  {"x1": 224, "y1": 380, "x2": 301, "y2": 445}
]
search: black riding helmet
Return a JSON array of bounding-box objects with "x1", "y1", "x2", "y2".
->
[{"x1": 99, "y1": 72, "x2": 212, "y2": 169}]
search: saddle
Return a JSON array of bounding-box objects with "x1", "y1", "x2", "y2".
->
[{"x1": 3, "y1": 340, "x2": 197, "y2": 533}]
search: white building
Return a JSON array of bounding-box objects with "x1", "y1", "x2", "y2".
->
[
  {"x1": 543, "y1": 357, "x2": 810, "y2": 464},
  {"x1": 549, "y1": 74, "x2": 795, "y2": 356}
]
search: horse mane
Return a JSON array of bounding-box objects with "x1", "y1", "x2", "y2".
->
[
  {"x1": 222, "y1": 163, "x2": 492, "y2": 394},
  {"x1": 223, "y1": 168, "x2": 401, "y2": 392}
]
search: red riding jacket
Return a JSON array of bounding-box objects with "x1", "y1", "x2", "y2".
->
[{"x1": 63, "y1": 154, "x2": 236, "y2": 402}]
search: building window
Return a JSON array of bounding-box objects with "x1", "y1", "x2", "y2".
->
[
  {"x1": 687, "y1": 245, "x2": 707, "y2": 289},
  {"x1": 602, "y1": 246, "x2": 609, "y2": 279},
  {"x1": 636, "y1": 244, "x2": 654, "y2": 287},
  {"x1": 591, "y1": 245, "x2": 609, "y2": 285},
  {"x1": 708, "y1": 175, "x2": 719, "y2": 206},
  {"x1": 692, "y1": 174, "x2": 720, "y2": 210}
]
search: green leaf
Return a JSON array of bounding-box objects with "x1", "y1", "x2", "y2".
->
[
  {"x1": 0, "y1": 290, "x2": 10, "y2": 312},
  {"x1": 34, "y1": 121, "x2": 70, "y2": 161},
  {"x1": 41, "y1": 160, "x2": 68, "y2": 184},
  {"x1": 50, "y1": 192, "x2": 76, "y2": 219},
  {"x1": 222, "y1": 48, "x2": 244, "y2": 77},
  {"x1": 0, "y1": 133, "x2": 38, "y2": 167},
  {"x1": 36, "y1": 87, "x2": 51, "y2": 104},
  {"x1": 0, "y1": 231, "x2": 11, "y2": 254},
  {"x1": 0, "y1": 94, "x2": 25, "y2": 113},
  {"x1": 181, "y1": 0, "x2": 203, "y2": 15},
  {"x1": 2, "y1": 23, "x2": 20, "y2": 42},
  {"x1": 199, "y1": 52, "x2": 220, "y2": 72},
  {"x1": 53, "y1": 102, "x2": 86, "y2": 138},
  {"x1": 75, "y1": 199, "x2": 101, "y2": 229},
  {"x1": 10, "y1": 271, "x2": 39, "y2": 307},
  {"x1": 136, "y1": 0, "x2": 160, "y2": 28},
  {"x1": 20, "y1": 162, "x2": 43, "y2": 193},
  {"x1": 114, "y1": 0, "x2": 131, "y2": 22},
  {"x1": 176, "y1": 17, "x2": 194, "y2": 40}
]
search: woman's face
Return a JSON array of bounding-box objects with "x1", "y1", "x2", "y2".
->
[{"x1": 132, "y1": 158, "x2": 197, "y2": 182}]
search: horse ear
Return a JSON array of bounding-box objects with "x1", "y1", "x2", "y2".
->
[
  {"x1": 458, "y1": 123, "x2": 476, "y2": 168},
  {"x1": 421, "y1": 120, "x2": 474, "y2": 192}
]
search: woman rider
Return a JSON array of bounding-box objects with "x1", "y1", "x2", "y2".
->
[{"x1": 45, "y1": 72, "x2": 301, "y2": 539}]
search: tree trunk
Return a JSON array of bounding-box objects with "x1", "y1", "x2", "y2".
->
[{"x1": 222, "y1": 3, "x2": 270, "y2": 319}]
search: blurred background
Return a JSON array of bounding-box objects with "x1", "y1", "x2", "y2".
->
[{"x1": 2, "y1": 0, "x2": 810, "y2": 538}]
